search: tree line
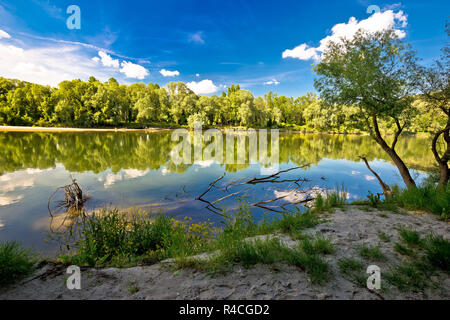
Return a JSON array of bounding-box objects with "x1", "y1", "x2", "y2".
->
[{"x1": 0, "y1": 76, "x2": 443, "y2": 133}]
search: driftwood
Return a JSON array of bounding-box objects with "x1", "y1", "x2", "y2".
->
[
  {"x1": 48, "y1": 177, "x2": 88, "y2": 226},
  {"x1": 196, "y1": 165, "x2": 314, "y2": 215},
  {"x1": 360, "y1": 156, "x2": 392, "y2": 199}
]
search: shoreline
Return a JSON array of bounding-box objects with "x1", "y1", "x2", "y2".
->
[
  {"x1": 1, "y1": 206, "x2": 448, "y2": 300},
  {"x1": 0, "y1": 125, "x2": 429, "y2": 136}
]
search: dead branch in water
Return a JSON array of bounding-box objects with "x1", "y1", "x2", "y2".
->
[
  {"x1": 196, "y1": 165, "x2": 313, "y2": 215},
  {"x1": 360, "y1": 156, "x2": 392, "y2": 199},
  {"x1": 48, "y1": 177, "x2": 88, "y2": 220}
]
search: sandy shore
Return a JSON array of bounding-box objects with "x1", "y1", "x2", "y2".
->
[
  {"x1": 0, "y1": 125, "x2": 172, "y2": 132},
  {"x1": 1, "y1": 207, "x2": 448, "y2": 300}
]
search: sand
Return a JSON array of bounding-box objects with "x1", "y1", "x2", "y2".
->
[{"x1": 1, "y1": 207, "x2": 449, "y2": 300}]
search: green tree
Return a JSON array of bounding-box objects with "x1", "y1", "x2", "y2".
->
[{"x1": 314, "y1": 29, "x2": 419, "y2": 188}]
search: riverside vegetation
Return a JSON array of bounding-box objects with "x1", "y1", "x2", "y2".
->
[{"x1": 1, "y1": 184, "x2": 449, "y2": 294}]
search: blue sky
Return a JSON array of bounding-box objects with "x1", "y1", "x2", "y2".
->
[{"x1": 0, "y1": 0, "x2": 448, "y2": 97}]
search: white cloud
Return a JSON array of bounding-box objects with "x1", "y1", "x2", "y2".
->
[
  {"x1": 160, "y1": 69, "x2": 180, "y2": 77},
  {"x1": 120, "y1": 61, "x2": 149, "y2": 79},
  {"x1": 0, "y1": 35, "x2": 114, "y2": 86},
  {"x1": 196, "y1": 73, "x2": 200, "y2": 77},
  {"x1": 282, "y1": 43, "x2": 320, "y2": 61},
  {"x1": 98, "y1": 50, "x2": 119, "y2": 68},
  {"x1": 0, "y1": 30, "x2": 150, "y2": 85},
  {"x1": 282, "y1": 10, "x2": 408, "y2": 61},
  {"x1": 0, "y1": 29, "x2": 11, "y2": 39},
  {"x1": 186, "y1": 79, "x2": 219, "y2": 94},
  {"x1": 264, "y1": 78, "x2": 280, "y2": 85},
  {"x1": 189, "y1": 32, "x2": 205, "y2": 44},
  {"x1": 365, "y1": 175, "x2": 376, "y2": 181}
]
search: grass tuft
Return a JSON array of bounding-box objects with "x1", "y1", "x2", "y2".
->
[
  {"x1": 357, "y1": 245, "x2": 386, "y2": 261},
  {"x1": 337, "y1": 258, "x2": 366, "y2": 287},
  {"x1": 398, "y1": 228, "x2": 422, "y2": 247},
  {"x1": 423, "y1": 234, "x2": 450, "y2": 272},
  {"x1": 0, "y1": 241, "x2": 37, "y2": 285}
]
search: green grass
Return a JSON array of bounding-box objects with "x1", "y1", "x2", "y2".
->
[
  {"x1": 0, "y1": 241, "x2": 37, "y2": 285},
  {"x1": 337, "y1": 258, "x2": 366, "y2": 287},
  {"x1": 60, "y1": 209, "x2": 216, "y2": 267},
  {"x1": 357, "y1": 245, "x2": 386, "y2": 261},
  {"x1": 398, "y1": 228, "x2": 422, "y2": 247},
  {"x1": 353, "y1": 183, "x2": 450, "y2": 218},
  {"x1": 301, "y1": 235, "x2": 335, "y2": 255},
  {"x1": 385, "y1": 261, "x2": 435, "y2": 291},
  {"x1": 386, "y1": 230, "x2": 449, "y2": 291},
  {"x1": 393, "y1": 242, "x2": 416, "y2": 257},
  {"x1": 312, "y1": 186, "x2": 348, "y2": 213},
  {"x1": 378, "y1": 232, "x2": 390, "y2": 242},
  {"x1": 390, "y1": 183, "x2": 450, "y2": 218},
  {"x1": 58, "y1": 198, "x2": 327, "y2": 269},
  {"x1": 423, "y1": 234, "x2": 450, "y2": 272},
  {"x1": 274, "y1": 211, "x2": 320, "y2": 236},
  {"x1": 176, "y1": 236, "x2": 333, "y2": 284}
]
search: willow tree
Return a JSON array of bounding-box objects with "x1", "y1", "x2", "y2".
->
[{"x1": 314, "y1": 29, "x2": 419, "y2": 189}]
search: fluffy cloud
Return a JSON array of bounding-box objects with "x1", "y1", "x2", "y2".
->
[
  {"x1": 0, "y1": 40, "x2": 107, "y2": 86},
  {"x1": 282, "y1": 43, "x2": 320, "y2": 61},
  {"x1": 186, "y1": 79, "x2": 219, "y2": 94},
  {"x1": 120, "y1": 61, "x2": 149, "y2": 79},
  {"x1": 97, "y1": 50, "x2": 119, "y2": 68},
  {"x1": 93, "y1": 50, "x2": 149, "y2": 79},
  {"x1": 264, "y1": 79, "x2": 280, "y2": 85},
  {"x1": 282, "y1": 10, "x2": 408, "y2": 61},
  {"x1": 0, "y1": 30, "x2": 151, "y2": 86},
  {"x1": 160, "y1": 69, "x2": 180, "y2": 77},
  {"x1": 0, "y1": 29, "x2": 10, "y2": 39}
]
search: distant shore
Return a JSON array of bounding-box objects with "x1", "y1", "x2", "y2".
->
[
  {"x1": 0, "y1": 125, "x2": 171, "y2": 133},
  {"x1": 0, "y1": 125, "x2": 430, "y2": 137},
  {"x1": 0, "y1": 125, "x2": 371, "y2": 135}
]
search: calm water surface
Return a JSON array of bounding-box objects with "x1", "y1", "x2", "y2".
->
[{"x1": 0, "y1": 131, "x2": 434, "y2": 255}]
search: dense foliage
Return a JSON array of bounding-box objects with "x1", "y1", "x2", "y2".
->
[{"x1": 0, "y1": 76, "x2": 443, "y2": 132}]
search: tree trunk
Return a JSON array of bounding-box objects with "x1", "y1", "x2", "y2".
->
[
  {"x1": 432, "y1": 122, "x2": 450, "y2": 189},
  {"x1": 438, "y1": 162, "x2": 449, "y2": 188},
  {"x1": 370, "y1": 116, "x2": 417, "y2": 189}
]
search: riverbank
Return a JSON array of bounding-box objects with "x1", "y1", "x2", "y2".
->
[
  {"x1": 0, "y1": 125, "x2": 432, "y2": 137},
  {"x1": 0, "y1": 125, "x2": 172, "y2": 132},
  {"x1": 1, "y1": 206, "x2": 448, "y2": 300}
]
